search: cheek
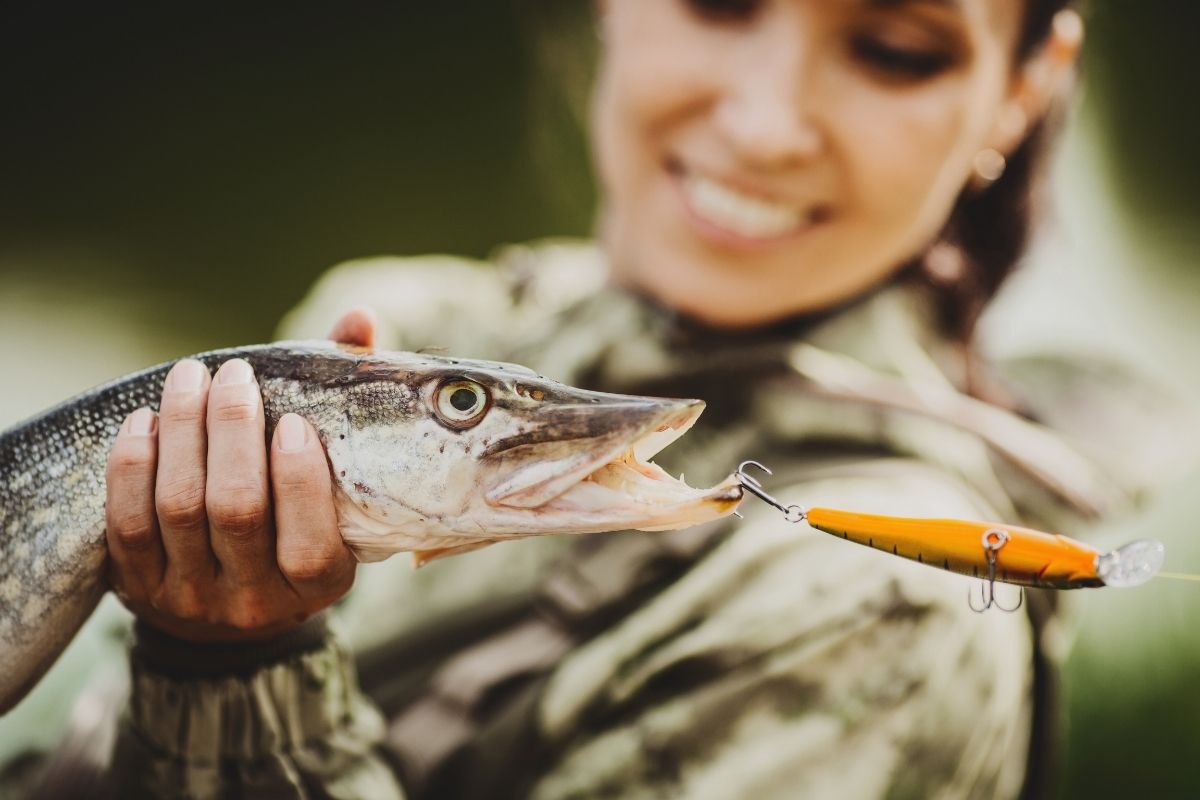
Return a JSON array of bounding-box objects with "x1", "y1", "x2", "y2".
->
[
  {"x1": 834, "y1": 69, "x2": 1010, "y2": 254},
  {"x1": 841, "y1": 86, "x2": 977, "y2": 240},
  {"x1": 593, "y1": 10, "x2": 718, "y2": 205}
]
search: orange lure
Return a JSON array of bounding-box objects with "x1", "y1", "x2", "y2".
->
[
  {"x1": 806, "y1": 508, "x2": 1102, "y2": 589},
  {"x1": 734, "y1": 462, "x2": 1164, "y2": 597}
]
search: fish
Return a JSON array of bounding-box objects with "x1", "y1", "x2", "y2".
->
[{"x1": 0, "y1": 341, "x2": 743, "y2": 713}]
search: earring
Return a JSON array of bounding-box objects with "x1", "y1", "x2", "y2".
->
[
  {"x1": 972, "y1": 148, "x2": 1007, "y2": 185},
  {"x1": 922, "y1": 240, "x2": 966, "y2": 286}
]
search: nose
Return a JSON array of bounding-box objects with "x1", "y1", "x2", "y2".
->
[{"x1": 713, "y1": 27, "x2": 824, "y2": 170}]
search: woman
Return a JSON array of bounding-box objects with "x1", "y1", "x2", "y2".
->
[{"x1": 80, "y1": 1, "x2": 1150, "y2": 797}]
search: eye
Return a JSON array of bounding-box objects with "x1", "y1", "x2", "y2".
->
[
  {"x1": 851, "y1": 35, "x2": 955, "y2": 82},
  {"x1": 434, "y1": 379, "x2": 490, "y2": 428}
]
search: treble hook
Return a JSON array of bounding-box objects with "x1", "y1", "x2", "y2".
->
[
  {"x1": 967, "y1": 528, "x2": 1025, "y2": 613},
  {"x1": 734, "y1": 460, "x2": 807, "y2": 523}
]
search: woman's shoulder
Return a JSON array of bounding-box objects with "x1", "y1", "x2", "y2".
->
[
  {"x1": 276, "y1": 238, "x2": 608, "y2": 357},
  {"x1": 993, "y1": 347, "x2": 1199, "y2": 504}
]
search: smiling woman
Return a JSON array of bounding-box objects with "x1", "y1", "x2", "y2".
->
[
  {"x1": 596, "y1": 0, "x2": 1078, "y2": 338},
  {"x1": 16, "y1": 1, "x2": 1192, "y2": 799}
]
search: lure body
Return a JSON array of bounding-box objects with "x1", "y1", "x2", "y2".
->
[
  {"x1": 806, "y1": 513, "x2": 1099, "y2": 587},
  {"x1": 735, "y1": 460, "x2": 1165, "y2": 599},
  {"x1": 806, "y1": 508, "x2": 1105, "y2": 589}
]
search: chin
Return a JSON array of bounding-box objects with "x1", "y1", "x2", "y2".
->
[
  {"x1": 606, "y1": 216, "x2": 843, "y2": 328},
  {"x1": 637, "y1": 274, "x2": 814, "y2": 330}
]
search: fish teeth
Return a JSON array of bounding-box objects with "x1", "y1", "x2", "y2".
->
[{"x1": 684, "y1": 173, "x2": 804, "y2": 238}]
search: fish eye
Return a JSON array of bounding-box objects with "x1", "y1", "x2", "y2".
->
[{"x1": 434, "y1": 379, "x2": 490, "y2": 428}]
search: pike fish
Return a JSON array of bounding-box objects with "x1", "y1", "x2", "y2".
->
[{"x1": 0, "y1": 342, "x2": 743, "y2": 713}]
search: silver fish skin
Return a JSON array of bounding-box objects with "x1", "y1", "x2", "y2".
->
[{"x1": 0, "y1": 341, "x2": 741, "y2": 713}]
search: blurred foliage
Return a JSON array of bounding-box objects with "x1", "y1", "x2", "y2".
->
[
  {"x1": 0, "y1": 3, "x2": 595, "y2": 348},
  {"x1": 1058, "y1": 3, "x2": 1200, "y2": 798},
  {"x1": 1, "y1": 2, "x2": 1199, "y2": 797},
  {"x1": 1082, "y1": 0, "x2": 1200, "y2": 245}
]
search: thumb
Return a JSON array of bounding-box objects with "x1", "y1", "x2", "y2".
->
[{"x1": 328, "y1": 306, "x2": 378, "y2": 349}]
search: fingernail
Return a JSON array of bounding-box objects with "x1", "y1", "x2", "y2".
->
[
  {"x1": 166, "y1": 359, "x2": 206, "y2": 392},
  {"x1": 217, "y1": 359, "x2": 254, "y2": 385},
  {"x1": 277, "y1": 414, "x2": 308, "y2": 452},
  {"x1": 124, "y1": 407, "x2": 157, "y2": 436}
]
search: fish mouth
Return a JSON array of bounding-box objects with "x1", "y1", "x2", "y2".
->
[{"x1": 486, "y1": 398, "x2": 743, "y2": 531}]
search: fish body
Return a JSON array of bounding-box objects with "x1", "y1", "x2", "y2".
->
[{"x1": 0, "y1": 342, "x2": 741, "y2": 713}]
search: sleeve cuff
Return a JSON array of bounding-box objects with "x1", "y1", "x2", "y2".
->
[
  {"x1": 131, "y1": 613, "x2": 330, "y2": 680},
  {"x1": 120, "y1": 618, "x2": 391, "y2": 771}
]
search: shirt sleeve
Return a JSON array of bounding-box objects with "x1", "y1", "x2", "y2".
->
[
  {"x1": 274, "y1": 240, "x2": 608, "y2": 358},
  {"x1": 528, "y1": 460, "x2": 1035, "y2": 800},
  {"x1": 108, "y1": 615, "x2": 406, "y2": 799},
  {"x1": 276, "y1": 253, "x2": 517, "y2": 355}
]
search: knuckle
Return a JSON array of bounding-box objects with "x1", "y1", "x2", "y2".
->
[
  {"x1": 210, "y1": 392, "x2": 261, "y2": 424},
  {"x1": 273, "y1": 464, "x2": 325, "y2": 497},
  {"x1": 224, "y1": 594, "x2": 272, "y2": 630},
  {"x1": 279, "y1": 545, "x2": 344, "y2": 584},
  {"x1": 111, "y1": 510, "x2": 159, "y2": 550},
  {"x1": 156, "y1": 478, "x2": 207, "y2": 527},
  {"x1": 207, "y1": 490, "x2": 269, "y2": 536},
  {"x1": 159, "y1": 402, "x2": 206, "y2": 428},
  {"x1": 159, "y1": 586, "x2": 206, "y2": 622},
  {"x1": 107, "y1": 443, "x2": 154, "y2": 479}
]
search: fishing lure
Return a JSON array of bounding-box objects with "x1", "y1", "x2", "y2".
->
[{"x1": 733, "y1": 460, "x2": 1165, "y2": 612}]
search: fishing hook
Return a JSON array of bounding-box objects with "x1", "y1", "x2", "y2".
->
[
  {"x1": 968, "y1": 528, "x2": 1025, "y2": 613},
  {"x1": 734, "y1": 460, "x2": 807, "y2": 524}
]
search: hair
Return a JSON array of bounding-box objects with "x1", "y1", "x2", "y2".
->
[{"x1": 911, "y1": 0, "x2": 1080, "y2": 404}]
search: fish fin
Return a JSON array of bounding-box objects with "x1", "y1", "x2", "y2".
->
[{"x1": 411, "y1": 540, "x2": 498, "y2": 568}]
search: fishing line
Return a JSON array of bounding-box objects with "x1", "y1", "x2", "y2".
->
[{"x1": 1155, "y1": 571, "x2": 1200, "y2": 583}]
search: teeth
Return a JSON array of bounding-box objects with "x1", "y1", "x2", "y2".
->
[{"x1": 684, "y1": 173, "x2": 805, "y2": 238}]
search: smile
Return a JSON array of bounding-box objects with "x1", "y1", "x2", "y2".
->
[{"x1": 670, "y1": 163, "x2": 828, "y2": 248}]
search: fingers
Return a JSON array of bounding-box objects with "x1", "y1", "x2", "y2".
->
[
  {"x1": 107, "y1": 361, "x2": 356, "y2": 642},
  {"x1": 106, "y1": 407, "x2": 165, "y2": 599},
  {"x1": 328, "y1": 306, "x2": 377, "y2": 349},
  {"x1": 205, "y1": 359, "x2": 275, "y2": 587},
  {"x1": 155, "y1": 359, "x2": 216, "y2": 578},
  {"x1": 271, "y1": 413, "x2": 356, "y2": 603}
]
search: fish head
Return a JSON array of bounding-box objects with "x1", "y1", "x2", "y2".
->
[{"x1": 320, "y1": 351, "x2": 742, "y2": 562}]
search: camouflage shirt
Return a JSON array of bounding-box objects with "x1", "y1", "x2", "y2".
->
[{"x1": 11, "y1": 240, "x2": 1190, "y2": 799}]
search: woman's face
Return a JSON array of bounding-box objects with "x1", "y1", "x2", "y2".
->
[{"x1": 593, "y1": 0, "x2": 1029, "y2": 327}]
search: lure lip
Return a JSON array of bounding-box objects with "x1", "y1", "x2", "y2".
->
[{"x1": 1095, "y1": 538, "x2": 1166, "y2": 588}]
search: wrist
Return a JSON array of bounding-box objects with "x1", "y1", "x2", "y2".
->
[{"x1": 132, "y1": 611, "x2": 330, "y2": 680}]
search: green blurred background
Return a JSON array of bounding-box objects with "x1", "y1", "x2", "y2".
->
[{"x1": 1, "y1": 3, "x2": 1198, "y2": 797}]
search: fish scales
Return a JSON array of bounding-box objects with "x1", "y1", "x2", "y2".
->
[{"x1": 0, "y1": 342, "x2": 741, "y2": 712}]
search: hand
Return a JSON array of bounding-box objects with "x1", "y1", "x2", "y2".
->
[{"x1": 104, "y1": 308, "x2": 377, "y2": 642}]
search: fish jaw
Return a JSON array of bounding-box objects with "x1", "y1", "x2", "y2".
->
[
  {"x1": 522, "y1": 457, "x2": 744, "y2": 533},
  {"x1": 475, "y1": 395, "x2": 743, "y2": 536},
  {"x1": 483, "y1": 396, "x2": 702, "y2": 508}
]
